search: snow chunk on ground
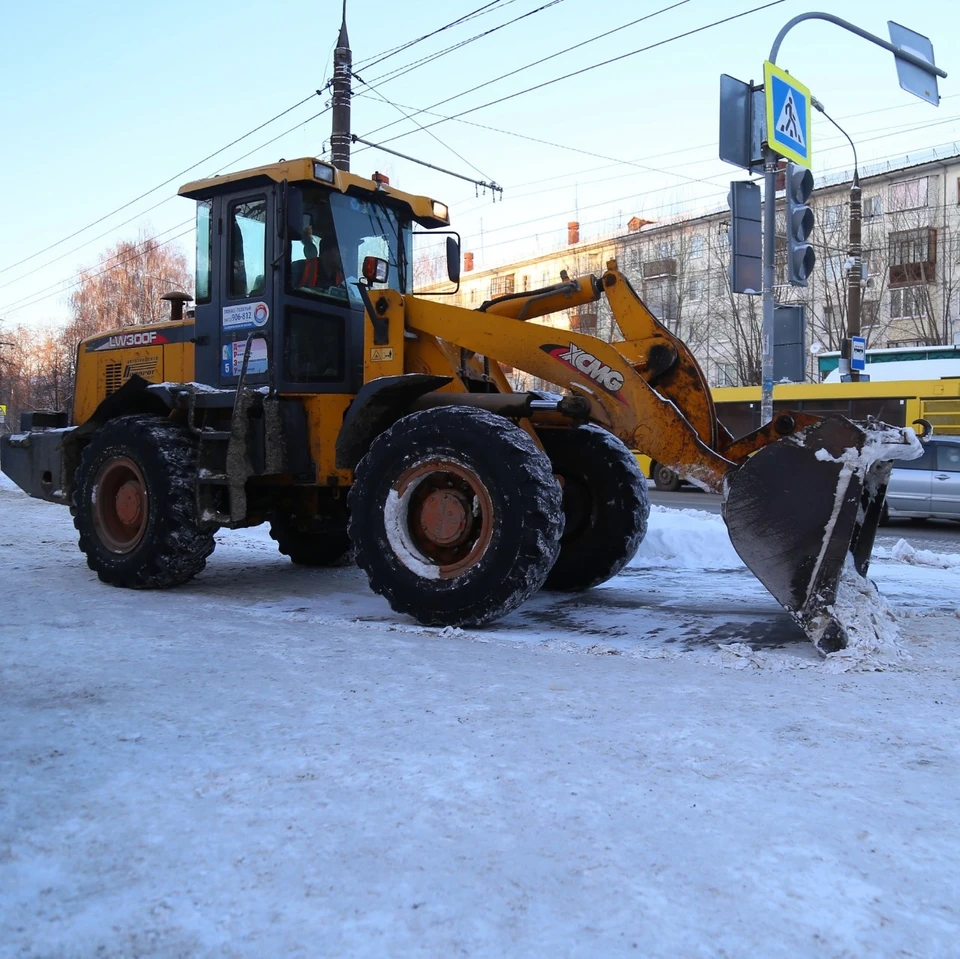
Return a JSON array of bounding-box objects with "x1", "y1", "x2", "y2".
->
[
  {"x1": 876, "y1": 537, "x2": 960, "y2": 569},
  {"x1": 633, "y1": 505, "x2": 743, "y2": 570}
]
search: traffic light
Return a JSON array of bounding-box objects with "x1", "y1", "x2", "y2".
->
[
  {"x1": 727, "y1": 180, "x2": 761, "y2": 294},
  {"x1": 785, "y1": 161, "x2": 815, "y2": 286}
]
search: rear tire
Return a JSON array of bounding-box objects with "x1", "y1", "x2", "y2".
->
[
  {"x1": 71, "y1": 415, "x2": 216, "y2": 588},
  {"x1": 539, "y1": 426, "x2": 649, "y2": 591},
  {"x1": 652, "y1": 462, "x2": 682, "y2": 492},
  {"x1": 268, "y1": 510, "x2": 353, "y2": 566},
  {"x1": 348, "y1": 407, "x2": 563, "y2": 627}
]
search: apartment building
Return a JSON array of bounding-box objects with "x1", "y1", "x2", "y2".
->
[{"x1": 447, "y1": 151, "x2": 960, "y2": 386}]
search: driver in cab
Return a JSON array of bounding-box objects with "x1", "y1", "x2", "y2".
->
[{"x1": 298, "y1": 225, "x2": 344, "y2": 290}]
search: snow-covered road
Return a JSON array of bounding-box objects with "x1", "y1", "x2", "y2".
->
[{"x1": 2, "y1": 473, "x2": 960, "y2": 958}]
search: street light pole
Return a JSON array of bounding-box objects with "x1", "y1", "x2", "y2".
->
[{"x1": 813, "y1": 98, "x2": 862, "y2": 381}]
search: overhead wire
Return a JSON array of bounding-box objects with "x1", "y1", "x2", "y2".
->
[
  {"x1": 354, "y1": 1, "x2": 791, "y2": 197},
  {"x1": 452, "y1": 133, "x2": 960, "y2": 259},
  {"x1": 0, "y1": 5, "x2": 518, "y2": 284},
  {"x1": 1, "y1": 3, "x2": 564, "y2": 310},
  {"x1": 356, "y1": 0, "x2": 695, "y2": 143},
  {"x1": 6, "y1": 0, "x2": 952, "y2": 318},
  {"x1": 356, "y1": 0, "x2": 567, "y2": 88},
  {"x1": 353, "y1": 0, "x2": 514, "y2": 72},
  {"x1": 2, "y1": 225, "x2": 197, "y2": 317},
  {"x1": 0, "y1": 91, "x2": 324, "y2": 278}
]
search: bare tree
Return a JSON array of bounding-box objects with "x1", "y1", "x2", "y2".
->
[
  {"x1": 65, "y1": 229, "x2": 191, "y2": 346},
  {"x1": 709, "y1": 242, "x2": 763, "y2": 386}
]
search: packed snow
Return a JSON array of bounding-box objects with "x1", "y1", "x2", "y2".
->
[{"x1": 2, "y1": 470, "x2": 960, "y2": 957}]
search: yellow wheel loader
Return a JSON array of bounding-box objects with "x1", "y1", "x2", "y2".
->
[{"x1": 0, "y1": 157, "x2": 918, "y2": 653}]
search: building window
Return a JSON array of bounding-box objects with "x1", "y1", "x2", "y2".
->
[
  {"x1": 826, "y1": 255, "x2": 846, "y2": 282},
  {"x1": 823, "y1": 203, "x2": 844, "y2": 230},
  {"x1": 490, "y1": 274, "x2": 515, "y2": 297},
  {"x1": 888, "y1": 228, "x2": 937, "y2": 285},
  {"x1": 687, "y1": 277, "x2": 705, "y2": 301},
  {"x1": 469, "y1": 288, "x2": 477, "y2": 305},
  {"x1": 861, "y1": 299, "x2": 879, "y2": 330},
  {"x1": 689, "y1": 234, "x2": 705, "y2": 259},
  {"x1": 889, "y1": 285, "x2": 925, "y2": 319},
  {"x1": 541, "y1": 271, "x2": 549, "y2": 286},
  {"x1": 888, "y1": 177, "x2": 929, "y2": 212},
  {"x1": 522, "y1": 274, "x2": 530, "y2": 292},
  {"x1": 717, "y1": 222, "x2": 730, "y2": 251},
  {"x1": 863, "y1": 195, "x2": 883, "y2": 218},
  {"x1": 714, "y1": 362, "x2": 738, "y2": 387},
  {"x1": 630, "y1": 248, "x2": 642, "y2": 270},
  {"x1": 655, "y1": 240, "x2": 675, "y2": 259},
  {"x1": 571, "y1": 311, "x2": 597, "y2": 334},
  {"x1": 643, "y1": 267, "x2": 678, "y2": 322}
]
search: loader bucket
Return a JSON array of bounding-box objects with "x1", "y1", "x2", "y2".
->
[{"x1": 722, "y1": 415, "x2": 899, "y2": 655}]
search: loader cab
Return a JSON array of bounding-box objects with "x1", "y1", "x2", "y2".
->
[{"x1": 179, "y1": 158, "x2": 451, "y2": 395}]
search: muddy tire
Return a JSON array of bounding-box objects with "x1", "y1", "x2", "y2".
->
[
  {"x1": 539, "y1": 426, "x2": 649, "y2": 591},
  {"x1": 71, "y1": 414, "x2": 216, "y2": 588},
  {"x1": 348, "y1": 407, "x2": 564, "y2": 627},
  {"x1": 652, "y1": 461, "x2": 682, "y2": 492},
  {"x1": 268, "y1": 511, "x2": 353, "y2": 566}
]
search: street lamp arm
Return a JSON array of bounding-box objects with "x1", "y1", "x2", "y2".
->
[
  {"x1": 811, "y1": 98, "x2": 858, "y2": 180},
  {"x1": 768, "y1": 12, "x2": 947, "y2": 78}
]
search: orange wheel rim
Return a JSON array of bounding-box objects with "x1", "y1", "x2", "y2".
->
[
  {"x1": 93, "y1": 456, "x2": 149, "y2": 553},
  {"x1": 388, "y1": 459, "x2": 494, "y2": 578}
]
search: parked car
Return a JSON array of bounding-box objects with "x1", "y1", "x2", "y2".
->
[{"x1": 882, "y1": 436, "x2": 960, "y2": 523}]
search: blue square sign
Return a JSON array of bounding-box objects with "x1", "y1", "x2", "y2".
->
[
  {"x1": 764, "y1": 61, "x2": 812, "y2": 168},
  {"x1": 850, "y1": 336, "x2": 867, "y2": 372}
]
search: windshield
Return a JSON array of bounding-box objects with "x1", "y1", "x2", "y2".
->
[{"x1": 287, "y1": 187, "x2": 412, "y2": 308}]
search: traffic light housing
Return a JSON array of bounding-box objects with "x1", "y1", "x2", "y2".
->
[
  {"x1": 785, "y1": 161, "x2": 815, "y2": 286},
  {"x1": 727, "y1": 180, "x2": 762, "y2": 294}
]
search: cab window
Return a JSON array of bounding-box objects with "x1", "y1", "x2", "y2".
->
[
  {"x1": 229, "y1": 198, "x2": 267, "y2": 299},
  {"x1": 195, "y1": 199, "x2": 212, "y2": 304},
  {"x1": 287, "y1": 192, "x2": 347, "y2": 305},
  {"x1": 285, "y1": 187, "x2": 412, "y2": 308}
]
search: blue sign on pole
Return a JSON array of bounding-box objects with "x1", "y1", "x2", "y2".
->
[
  {"x1": 850, "y1": 336, "x2": 867, "y2": 372},
  {"x1": 763, "y1": 61, "x2": 812, "y2": 168}
]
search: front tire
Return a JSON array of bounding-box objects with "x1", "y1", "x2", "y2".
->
[
  {"x1": 539, "y1": 426, "x2": 649, "y2": 591},
  {"x1": 71, "y1": 415, "x2": 216, "y2": 588},
  {"x1": 348, "y1": 407, "x2": 564, "y2": 627}
]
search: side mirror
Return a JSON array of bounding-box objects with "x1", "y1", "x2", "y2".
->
[
  {"x1": 446, "y1": 235, "x2": 461, "y2": 284},
  {"x1": 362, "y1": 256, "x2": 389, "y2": 285}
]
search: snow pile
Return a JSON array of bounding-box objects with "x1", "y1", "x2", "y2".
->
[
  {"x1": 633, "y1": 505, "x2": 743, "y2": 569},
  {"x1": 820, "y1": 557, "x2": 912, "y2": 672},
  {"x1": 875, "y1": 537, "x2": 960, "y2": 569}
]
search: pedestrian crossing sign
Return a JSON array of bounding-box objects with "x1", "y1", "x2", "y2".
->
[{"x1": 764, "y1": 61, "x2": 812, "y2": 168}]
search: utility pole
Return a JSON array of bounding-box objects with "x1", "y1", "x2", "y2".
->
[
  {"x1": 845, "y1": 172, "x2": 862, "y2": 380},
  {"x1": 330, "y1": 1, "x2": 352, "y2": 173},
  {"x1": 760, "y1": 149, "x2": 778, "y2": 426}
]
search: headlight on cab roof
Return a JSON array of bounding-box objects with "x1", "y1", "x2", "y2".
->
[
  {"x1": 431, "y1": 200, "x2": 448, "y2": 221},
  {"x1": 313, "y1": 161, "x2": 335, "y2": 183}
]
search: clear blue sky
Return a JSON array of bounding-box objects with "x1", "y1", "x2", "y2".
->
[{"x1": 1, "y1": 0, "x2": 957, "y2": 330}]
